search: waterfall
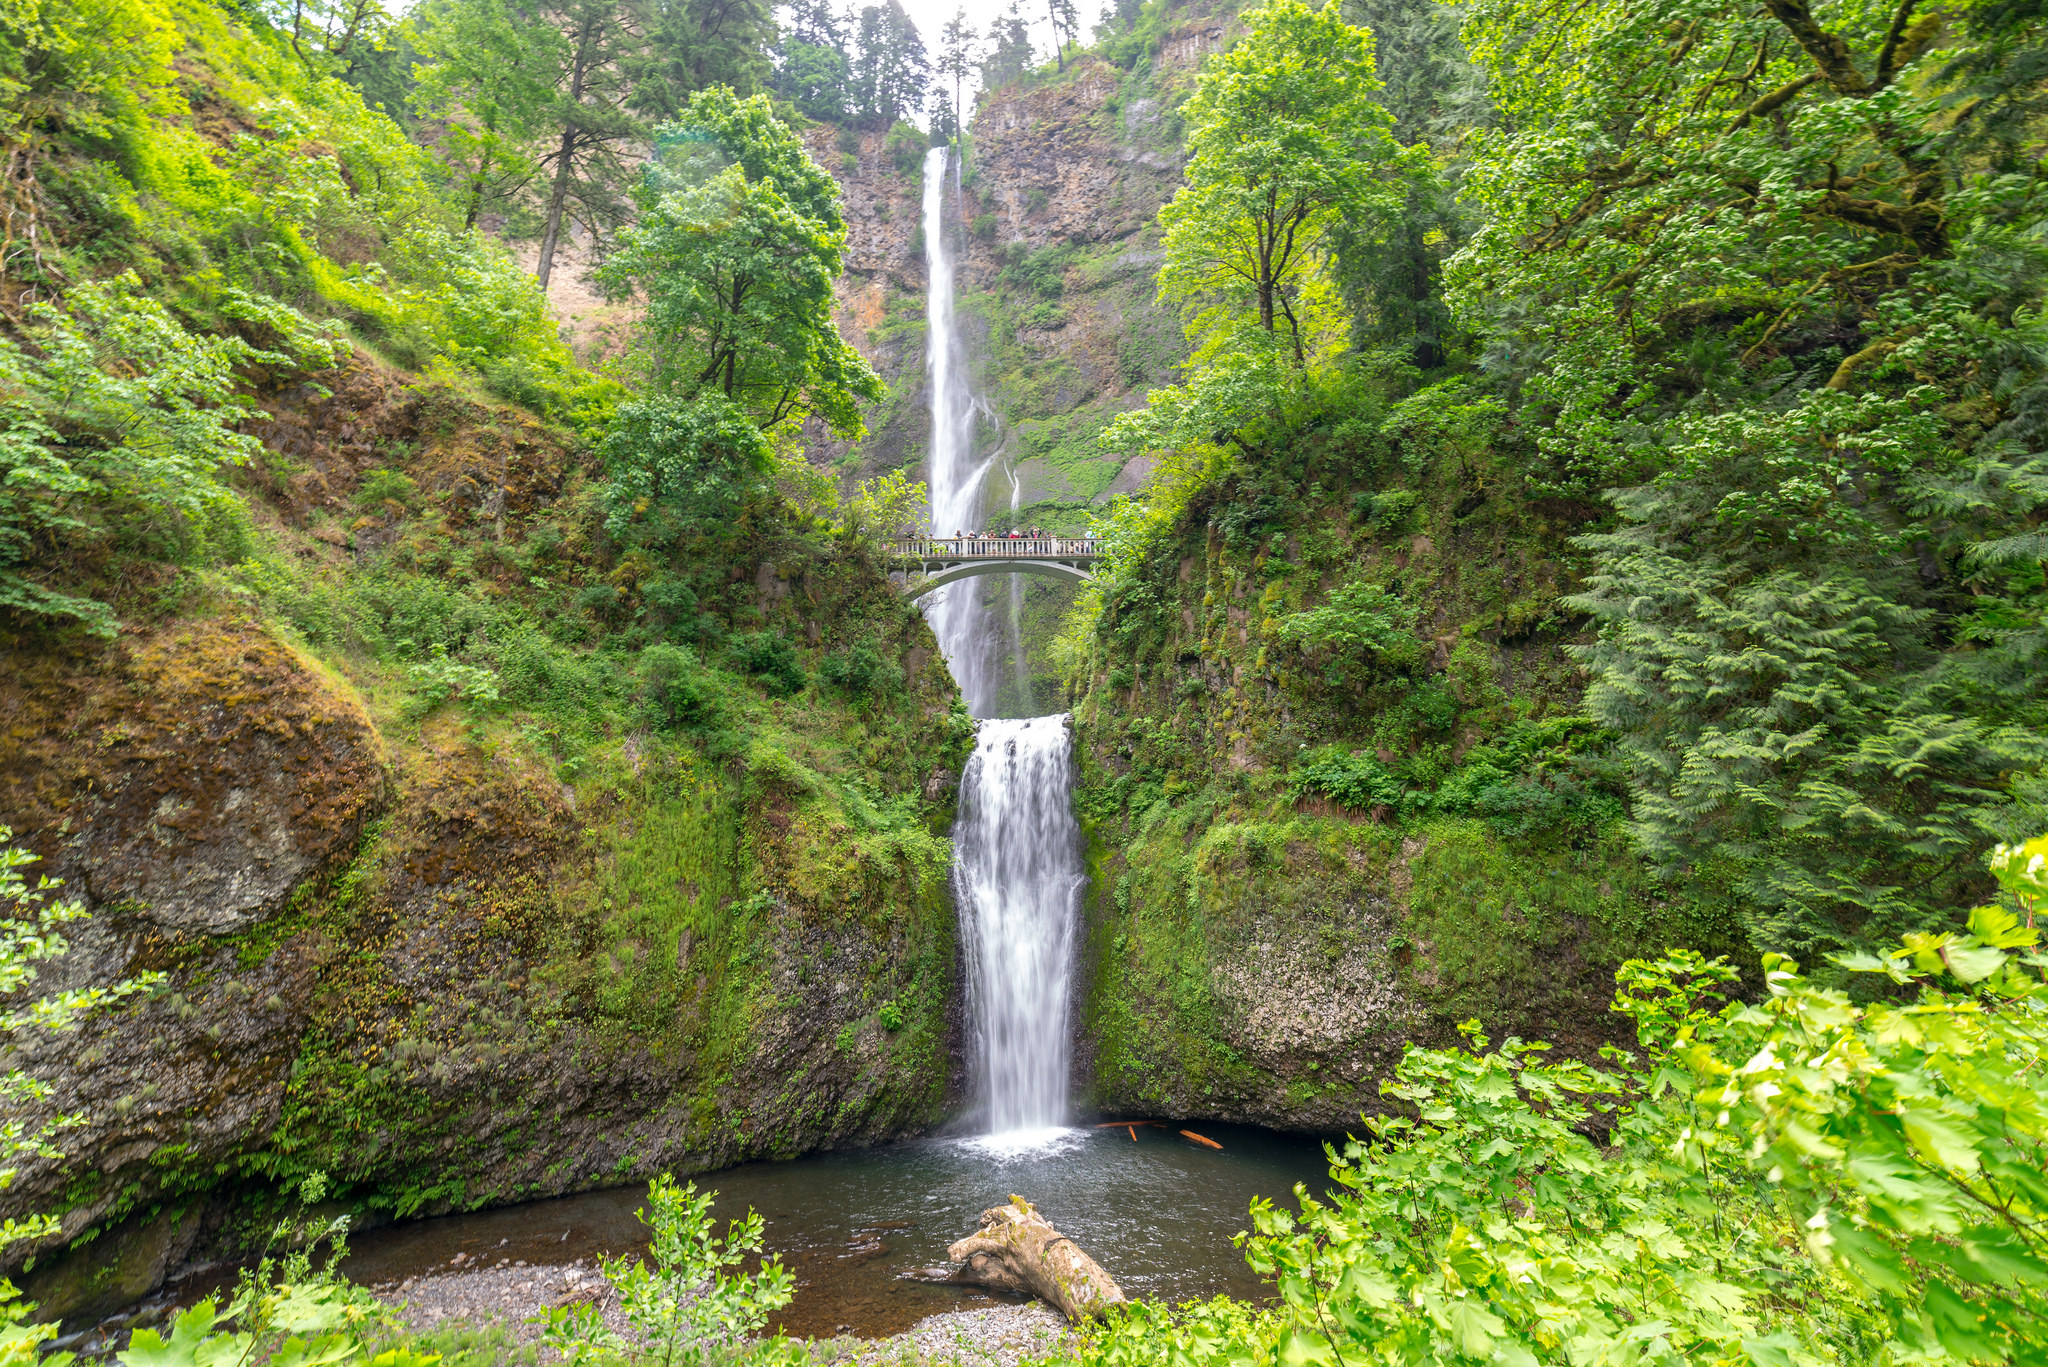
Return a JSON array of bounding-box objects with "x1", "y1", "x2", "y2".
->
[
  {"x1": 953, "y1": 717, "x2": 1083, "y2": 1134},
  {"x1": 920, "y1": 145, "x2": 999, "y2": 715},
  {"x1": 920, "y1": 148, "x2": 1080, "y2": 1135}
]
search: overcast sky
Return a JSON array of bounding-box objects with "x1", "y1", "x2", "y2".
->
[{"x1": 787, "y1": 0, "x2": 1119, "y2": 125}]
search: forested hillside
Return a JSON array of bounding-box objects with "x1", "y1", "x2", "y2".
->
[
  {"x1": 0, "y1": 0, "x2": 975, "y2": 1327},
  {"x1": 1052, "y1": 0, "x2": 2048, "y2": 1357}
]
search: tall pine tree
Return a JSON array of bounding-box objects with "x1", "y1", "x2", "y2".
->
[
  {"x1": 980, "y1": 4, "x2": 1033, "y2": 87},
  {"x1": 849, "y1": 1, "x2": 927, "y2": 129},
  {"x1": 934, "y1": 7, "x2": 977, "y2": 145},
  {"x1": 773, "y1": 0, "x2": 849, "y2": 121}
]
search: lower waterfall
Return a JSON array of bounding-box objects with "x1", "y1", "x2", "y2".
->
[{"x1": 951, "y1": 716, "x2": 1085, "y2": 1134}]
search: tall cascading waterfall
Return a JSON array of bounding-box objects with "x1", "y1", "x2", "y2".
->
[
  {"x1": 920, "y1": 145, "x2": 1082, "y2": 1136},
  {"x1": 952, "y1": 717, "x2": 1084, "y2": 1134},
  {"x1": 919, "y1": 145, "x2": 999, "y2": 716}
]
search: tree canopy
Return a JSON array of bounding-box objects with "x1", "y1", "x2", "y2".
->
[
  {"x1": 1156, "y1": 0, "x2": 1420, "y2": 366},
  {"x1": 599, "y1": 89, "x2": 877, "y2": 435}
]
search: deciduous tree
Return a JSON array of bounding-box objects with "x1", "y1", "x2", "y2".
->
[
  {"x1": 599, "y1": 88, "x2": 878, "y2": 432},
  {"x1": 1154, "y1": 0, "x2": 1418, "y2": 369}
]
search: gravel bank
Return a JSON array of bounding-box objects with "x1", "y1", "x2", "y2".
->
[{"x1": 372, "y1": 1262, "x2": 1074, "y2": 1366}]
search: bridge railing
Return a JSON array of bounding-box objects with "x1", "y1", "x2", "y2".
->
[{"x1": 890, "y1": 536, "x2": 1101, "y2": 560}]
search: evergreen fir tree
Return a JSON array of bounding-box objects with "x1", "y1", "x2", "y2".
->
[
  {"x1": 630, "y1": 0, "x2": 774, "y2": 117},
  {"x1": 849, "y1": 1, "x2": 927, "y2": 129},
  {"x1": 934, "y1": 6, "x2": 977, "y2": 145},
  {"x1": 774, "y1": 0, "x2": 849, "y2": 122},
  {"x1": 980, "y1": 4, "x2": 1033, "y2": 88}
]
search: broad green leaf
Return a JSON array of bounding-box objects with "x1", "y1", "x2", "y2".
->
[
  {"x1": 1967, "y1": 902, "x2": 2037, "y2": 950},
  {"x1": 1444, "y1": 1300, "x2": 1504, "y2": 1357},
  {"x1": 1899, "y1": 1109, "x2": 1983, "y2": 1175},
  {"x1": 119, "y1": 1302, "x2": 250, "y2": 1367},
  {"x1": 1955, "y1": 1228, "x2": 2048, "y2": 1289},
  {"x1": 269, "y1": 1335, "x2": 358, "y2": 1367},
  {"x1": 1940, "y1": 941, "x2": 2008, "y2": 984}
]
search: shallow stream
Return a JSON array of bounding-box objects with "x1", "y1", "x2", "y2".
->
[{"x1": 340, "y1": 1122, "x2": 1334, "y2": 1338}]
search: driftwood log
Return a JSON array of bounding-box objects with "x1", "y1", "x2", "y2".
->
[{"x1": 946, "y1": 1196, "x2": 1126, "y2": 1321}]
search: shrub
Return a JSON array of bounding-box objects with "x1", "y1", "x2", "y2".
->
[
  {"x1": 639, "y1": 643, "x2": 721, "y2": 729},
  {"x1": 1274, "y1": 579, "x2": 1420, "y2": 689},
  {"x1": 1289, "y1": 748, "x2": 1404, "y2": 812},
  {"x1": 0, "y1": 274, "x2": 343, "y2": 635},
  {"x1": 1079, "y1": 840, "x2": 2048, "y2": 1366},
  {"x1": 538, "y1": 1174, "x2": 792, "y2": 1367},
  {"x1": 355, "y1": 468, "x2": 419, "y2": 510},
  {"x1": 883, "y1": 120, "x2": 927, "y2": 175},
  {"x1": 820, "y1": 644, "x2": 902, "y2": 697},
  {"x1": 732, "y1": 631, "x2": 805, "y2": 696}
]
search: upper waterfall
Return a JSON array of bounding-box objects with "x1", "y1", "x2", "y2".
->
[{"x1": 919, "y1": 144, "x2": 1000, "y2": 716}]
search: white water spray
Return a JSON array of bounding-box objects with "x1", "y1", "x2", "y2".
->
[{"x1": 953, "y1": 717, "x2": 1083, "y2": 1134}]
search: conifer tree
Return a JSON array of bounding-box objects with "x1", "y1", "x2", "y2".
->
[
  {"x1": 630, "y1": 0, "x2": 774, "y2": 116},
  {"x1": 1044, "y1": 0, "x2": 1077, "y2": 70},
  {"x1": 774, "y1": 0, "x2": 849, "y2": 121},
  {"x1": 934, "y1": 7, "x2": 977, "y2": 145},
  {"x1": 980, "y1": 5, "x2": 1034, "y2": 87},
  {"x1": 1445, "y1": 0, "x2": 2048, "y2": 952},
  {"x1": 1331, "y1": 0, "x2": 1486, "y2": 365},
  {"x1": 411, "y1": 0, "x2": 652, "y2": 290},
  {"x1": 848, "y1": 1, "x2": 927, "y2": 129}
]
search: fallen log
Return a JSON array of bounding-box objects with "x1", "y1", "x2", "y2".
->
[
  {"x1": 946, "y1": 1196, "x2": 1126, "y2": 1322},
  {"x1": 1180, "y1": 1129, "x2": 1223, "y2": 1150}
]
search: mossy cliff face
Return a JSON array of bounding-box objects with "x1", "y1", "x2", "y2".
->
[
  {"x1": 950, "y1": 3, "x2": 1230, "y2": 526},
  {"x1": 800, "y1": 122, "x2": 932, "y2": 481},
  {"x1": 1067, "y1": 416, "x2": 1738, "y2": 1129},
  {"x1": 0, "y1": 361, "x2": 968, "y2": 1323}
]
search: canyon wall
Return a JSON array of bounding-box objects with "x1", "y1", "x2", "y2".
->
[{"x1": 0, "y1": 362, "x2": 968, "y2": 1323}]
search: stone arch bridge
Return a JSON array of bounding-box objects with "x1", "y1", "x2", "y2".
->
[{"x1": 887, "y1": 537, "x2": 1100, "y2": 598}]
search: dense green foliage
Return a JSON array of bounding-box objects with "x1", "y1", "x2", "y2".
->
[
  {"x1": 1062, "y1": 0, "x2": 2048, "y2": 1357},
  {"x1": 772, "y1": 0, "x2": 930, "y2": 130},
  {"x1": 602, "y1": 90, "x2": 880, "y2": 432},
  {"x1": 1083, "y1": 840, "x2": 2048, "y2": 1365},
  {"x1": 1078, "y1": 0, "x2": 2048, "y2": 959},
  {"x1": 1447, "y1": 0, "x2": 2048, "y2": 958},
  {"x1": 0, "y1": 0, "x2": 972, "y2": 1312},
  {"x1": 541, "y1": 1176, "x2": 795, "y2": 1367}
]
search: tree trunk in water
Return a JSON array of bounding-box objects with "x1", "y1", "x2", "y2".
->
[{"x1": 946, "y1": 1198, "x2": 1125, "y2": 1322}]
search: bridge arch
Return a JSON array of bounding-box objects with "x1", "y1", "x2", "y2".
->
[{"x1": 902, "y1": 559, "x2": 1093, "y2": 599}]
